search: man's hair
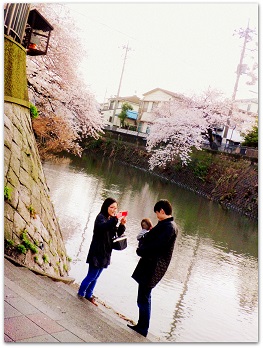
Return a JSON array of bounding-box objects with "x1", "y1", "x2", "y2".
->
[{"x1": 154, "y1": 199, "x2": 172, "y2": 215}]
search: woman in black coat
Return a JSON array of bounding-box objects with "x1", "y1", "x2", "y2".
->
[{"x1": 77, "y1": 197, "x2": 126, "y2": 305}]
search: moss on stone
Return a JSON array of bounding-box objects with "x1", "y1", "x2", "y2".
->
[{"x1": 4, "y1": 36, "x2": 28, "y2": 102}]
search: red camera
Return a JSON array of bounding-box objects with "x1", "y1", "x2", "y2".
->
[{"x1": 116, "y1": 211, "x2": 128, "y2": 218}]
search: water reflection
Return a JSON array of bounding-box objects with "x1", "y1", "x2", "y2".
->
[{"x1": 43, "y1": 154, "x2": 258, "y2": 342}]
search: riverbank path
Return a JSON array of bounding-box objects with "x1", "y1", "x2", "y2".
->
[{"x1": 4, "y1": 257, "x2": 160, "y2": 343}]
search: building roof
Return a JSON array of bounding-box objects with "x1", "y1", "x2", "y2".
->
[
  {"x1": 142, "y1": 88, "x2": 185, "y2": 100},
  {"x1": 108, "y1": 95, "x2": 141, "y2": 104},
  {"x1": 234, "y1": 98, "x2": 258, "y2": 103}
]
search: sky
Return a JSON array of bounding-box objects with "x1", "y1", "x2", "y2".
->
[{"x1": 64, "y1": 1, "x2": 258, "y2": 104}]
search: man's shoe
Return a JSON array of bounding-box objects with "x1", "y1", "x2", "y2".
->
[
  {"x1": 127, "y1": 324, "x2": 147, "y2": 337},
  {"x1": 85, "y1": 296, "x2": 98, "y2": 306},
  {"x1": 77, "y1": 293, "x2": 84, "y2": 300}
]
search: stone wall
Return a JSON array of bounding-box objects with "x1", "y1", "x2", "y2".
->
[{"x1": 4, "y1": 101, "x2": 71, "y2": 279}]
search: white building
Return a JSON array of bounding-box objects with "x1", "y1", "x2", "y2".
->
[
  {"x1": 100, "y1": 95, "x2": 140, "y2": 128},
  {"x1": 137, "y1": 88, "x2": 186, "y2": 133},
  {"x1": 234, "y1": 98, "x2": 258, "y2": 116}
]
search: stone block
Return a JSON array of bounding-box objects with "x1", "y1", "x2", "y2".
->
[
  {"x1": 10, "y1": 151, "x2": 21, "y2": 178},
  {"x1": 4, "y1": 102, "x2": 14, "y2": 120},
  {"x1": 9, "y1": 184, "x2": 19, "y2": 209},
  {"x1": 6, "y1": 167, "x2": 19, "y2": 188},
  {"x1": 4, "y1": 146, "x2": 11, "y2": 177},
  {"x1": 39, "y1": 204, "x2": 49, "y2": 227},
  {"x1": 4, "y1": 113, "x2": 13, "y2": 130},
  {"x1": 12, "y1": 110, "x2": 23, "y2": 131},
  {"x1": 31, "y1": 162, "x2": 41, "y2": 182},
  {"x1": 19, "y1": 185, "x2": 31, "y2": 207},
  {"x1": 19, "y1": 167, "x2": 34, "y2": 190},
  {"x1": 20, "y1": 151, "x2": 33, "y2": 177},
  {"x1": 17, "y1": 198, "x2": 31, "y2": 222},
  {"x1": 12, "y1": 126, "x2": 23, "y2": 147},
  {"x1": 24, "y1": 250, "x2": 38, "y2": 268},
  {"x1": 4, "y1": 202, "x2": 15, "y2": 222},
  {"x1": 13, "y1": 211, "x2": 27, "y2": 237},
  {"x1": 4, "y1": 125, "x2": 13, "y2": 150},
  {"x1": 31, "y1": 215, "x2": 50, "y2": 242},
  {"x1": 4, "y1": 216, "x2": 14, "y2": 240},
  {"x1": 10, "y1": 140, "x2": 21, "y2": 161},
  {"x1": 31, "y1": 184, "x2": 41, "y2": 202},
  {"x1": 20, "y1": 108, "x2": 32, "y2": 133},
  {"x1": 31, "y1": 195, "x2": 41, "y2": 218},
  {"x1": 15, "y1": 123, "x2": 25, "y2": 137}
]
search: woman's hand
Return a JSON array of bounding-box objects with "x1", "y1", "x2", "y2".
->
[{"x1": 120, "y1": 217, "x2": 127, "y2": 225}]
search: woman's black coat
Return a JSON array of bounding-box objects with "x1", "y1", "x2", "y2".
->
[
  {"x1": 132, "y1": 217, "x2": 177, "y2": 288},
  {"x1": 86, "y1": 213, "x2": 125, "y2": 268}
]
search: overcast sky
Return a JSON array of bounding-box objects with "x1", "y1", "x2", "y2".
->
[{"x1": 65, "y1": 1, "x2": 258, "y2": 103}]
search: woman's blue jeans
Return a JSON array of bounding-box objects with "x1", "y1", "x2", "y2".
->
[
  {"x1": 78, "y1": 264, "x2": 103, "y2": 299},
  {"x1": 137, "y1": 283, "x2": 152, "y2": 335}
]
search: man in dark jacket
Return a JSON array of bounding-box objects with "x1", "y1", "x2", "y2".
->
[{"x1": 127, "y1": 199, "x2": 177, "y2": 337}]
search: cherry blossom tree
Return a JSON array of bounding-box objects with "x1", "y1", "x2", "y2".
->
[
  {"x1": 26, "y1": 3, "x2": 104, "y2": 156},
  {"x1": 146, "y1": 88, "x2": 255, "y2": 170}
]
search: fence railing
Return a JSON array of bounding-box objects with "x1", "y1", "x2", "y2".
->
[
  {"x1": 104, "y1": 125, "x2": 148, "y2": 138},
  {"x1": 4, "y1": 3, "x2": 30, "y2": 44},
  {"x1": 107, "y1": 127, "x2": 258, "y2": 159},
  {"x1": 201, "y1": 141, "x2": 258, "y2": 158}
]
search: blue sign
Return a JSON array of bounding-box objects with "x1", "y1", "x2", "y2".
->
[{"x1": 127, "y1": 110, "x2": 138, "y2": 120}]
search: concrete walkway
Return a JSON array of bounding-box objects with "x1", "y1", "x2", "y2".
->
[{"x1": 4, "y1": 257, "x2": 160, "y2": 343}]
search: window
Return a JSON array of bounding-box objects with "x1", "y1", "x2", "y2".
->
[
  {"x1": 142, "y1": 101, "x2": 149, "y2": 112},
  {"x1": 151, "y1": 102, "x2": 158, "y2": 111}
]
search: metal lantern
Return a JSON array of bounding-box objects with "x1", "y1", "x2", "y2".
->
[{"x1": 23, "y1": 9, "x2": 53, "y2": 56}]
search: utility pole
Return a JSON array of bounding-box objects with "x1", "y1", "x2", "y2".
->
[
  {"x1": 112, "y1": 43, "x2": 131, "y2": 125},
  {"x1": 224, "y1": 23, "x2": 254, "y2": 142},
  {"x1": 232, "y1": 22, "x2": 252, "y2": 101},
  {"x1": 223, "y1": 21, "x2": 256, "y2": 148}
]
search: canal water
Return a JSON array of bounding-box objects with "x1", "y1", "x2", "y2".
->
[{"x1": 42, "y1": 154, "x2": 258, "y2": 342}]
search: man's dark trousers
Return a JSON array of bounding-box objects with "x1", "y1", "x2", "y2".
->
[{"x1": 137, "y1": 283, "x2": 152, "y2": 335}]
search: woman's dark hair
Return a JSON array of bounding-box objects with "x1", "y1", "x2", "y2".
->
[
  {"x1": 154, "y1": 199, "x2": 172, "y2": 215},
  {"x1": 100, "y1": 197, "x2": 117, "y2": 217}
]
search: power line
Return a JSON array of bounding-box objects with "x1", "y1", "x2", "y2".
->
[{"x1": 65, "y1": 3, "x2": 137, "y2": 41}]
